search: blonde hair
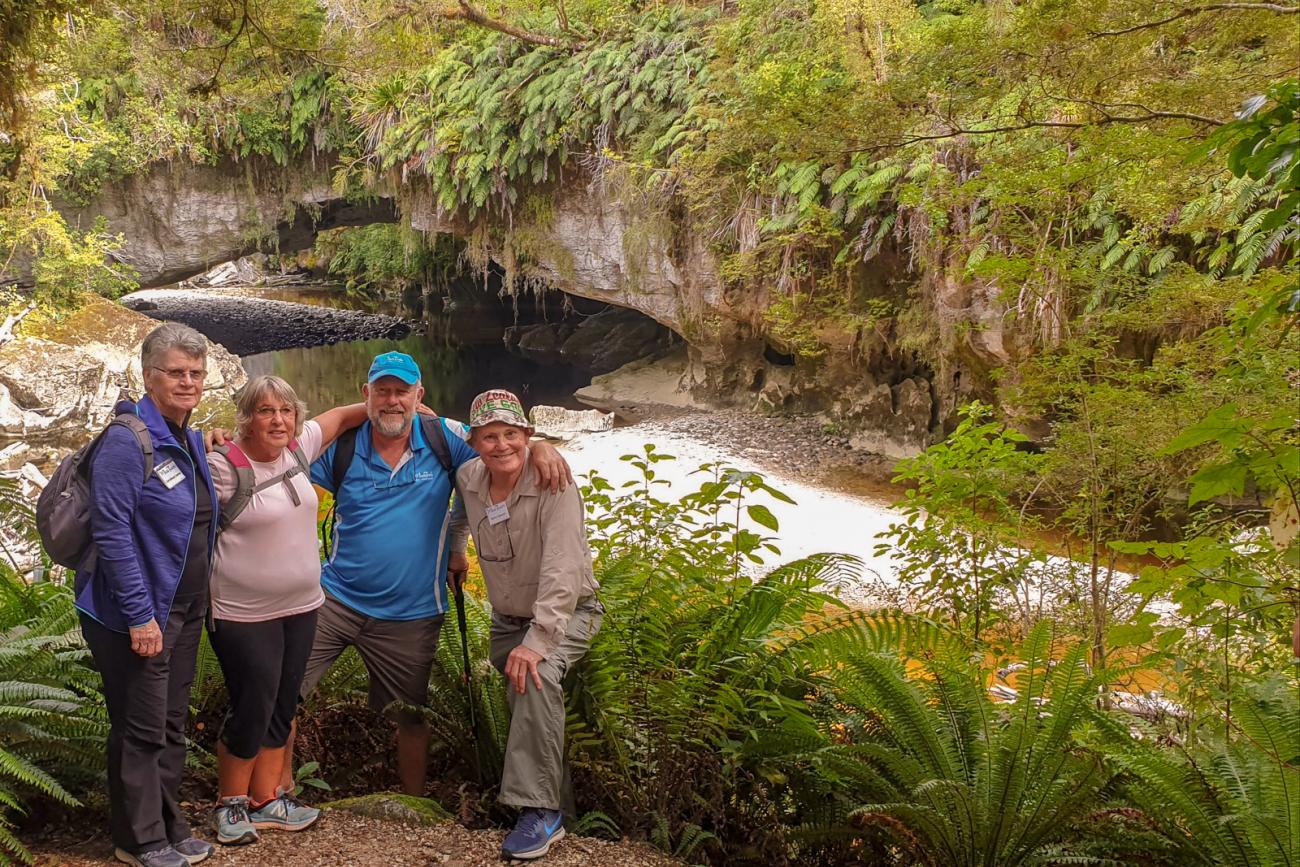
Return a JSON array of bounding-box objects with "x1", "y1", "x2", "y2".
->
[{"x1": 235, "y1": 375, "x2": 307, "y2": 439}]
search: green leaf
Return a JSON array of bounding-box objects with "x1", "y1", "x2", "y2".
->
[
  {"x1": 1161, "y1": 405, "x2": 1244, "y2": 454},
  {"x1": 747, "y1": 505, "x2": 779, "y2": 532},
  {"x1": 1187, "y1": 461, "x2": 1249, "y2": 505}
]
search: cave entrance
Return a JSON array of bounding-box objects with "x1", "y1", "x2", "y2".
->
[{"x1": 125, "y1": 238, "x2": 680, "y2": 421}]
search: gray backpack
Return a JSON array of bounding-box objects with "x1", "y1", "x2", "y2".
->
[
  {"x1": 36, "y1": 413, "x2": 154, "y2": 570},
  {"x1": 212, "y1": 439, "x2": 311, "y2": 535}
]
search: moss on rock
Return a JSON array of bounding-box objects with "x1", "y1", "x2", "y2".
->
[{"x1": 321, "y1": 792, "x2": 454, "y2": 827}]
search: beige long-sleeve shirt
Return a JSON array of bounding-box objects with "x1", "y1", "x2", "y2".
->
[{"x1": 450, "y1": 452, "x2": 599, "y2": 658}]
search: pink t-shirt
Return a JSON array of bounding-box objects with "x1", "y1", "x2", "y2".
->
[{"x1": 209, "y1": 420, "x2": 327, "y2": 622}]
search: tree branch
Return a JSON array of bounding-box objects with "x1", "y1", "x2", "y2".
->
[
  {"x1": 0, "y1": 303, "x2": 35, "y2": 348},
  {"x1": 441, "y1": 0, "x2": 581, "y2": 48},
  {"x1": 847, "y1": 106, "x2": 1225, "y2": 153},
  {"x1": 1091, "y1": 2, "x2": 1300, "y2": 38},
  {"x1": 188, "y1": 0, "x2": 249, "y2": 95}
]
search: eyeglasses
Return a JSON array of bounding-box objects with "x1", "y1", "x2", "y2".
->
[
  {"x1": 475, "y1": 515, "x2": 515, "y2": 563},
  {"x1": 152, "y1": 366, "x2": 207, "y2": 383},
  {"x1": 254, "y1": 407, "x2": 296, "y2": 419}
]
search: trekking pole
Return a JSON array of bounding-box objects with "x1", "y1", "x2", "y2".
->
[{"x1": 449, "y1": 568, "x2": 478, "y2": 737}]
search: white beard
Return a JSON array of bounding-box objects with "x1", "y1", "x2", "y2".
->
[{"x1": 373, "y1": 411, "x2": 412, "y2": 438}]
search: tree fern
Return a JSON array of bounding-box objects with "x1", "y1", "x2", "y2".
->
[
  {"x1": 0, "y1": 570, "x2": 107, "y2": 865},
  {"x1": 1105, "y1": 676, "x2": 1300, "y2": 866},
  {"x1": 820, "y1": 623, "x2": 1116, "y2": 866}
]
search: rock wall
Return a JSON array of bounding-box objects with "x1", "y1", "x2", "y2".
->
[
  {"x1": 56, "y1": 155, "x2": 396, "y2": 289},
  {"x1": 52, "y1": 154, "x2": 1008, "y2": 457}
]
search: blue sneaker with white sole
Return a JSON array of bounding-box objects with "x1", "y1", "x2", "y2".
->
[
  {"x1": 170, "y1": 836, "x2": 214, "y2": 864},
  {"x1": 248, "y1": 790, "x2": 320, "y2": 832},
  {"x1": 212, "y1": 796, "x2": 258, "y2": 845},
  {"x1": 501, "y1": 809, "x2": 565, "y2": 860}
]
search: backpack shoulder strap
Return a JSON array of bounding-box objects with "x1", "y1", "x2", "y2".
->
[
  {"x1": 213, "y1": 443, "x2": 256, "y2": 533},
  {"x1": 331, "y1": 427, "x2": 360, "y2": 493},
  {"x1": 110, "y1": 414, "x2": 155, "y2": 485},
  {"x1": 419, "y1": 414, "x2": 453, "y2": 474},
  {"x1": 287, "y1": 438, "x2": 311, "y2": 475}
]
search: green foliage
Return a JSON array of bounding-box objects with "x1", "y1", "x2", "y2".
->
[
  {"x1": 313, "y1": 225, "x2": 462, "y2": 294},
  {"x1": 567, "y1": 449, "x2": 949, "y2": 862},
  {"x1": 0, "y1": 206, "x2": 136, "y2": 307},
  {"x1": 0, "y1": 568, "x2": 107, "y2": 865},
  {"x1": 362, "y1": 9, "x2": 712, "y2": 218},
  {"x1": 877, "y1": 402, "x2": 1044, "y2": 643},
  {"x1": 1193, "y1": 79, "x2": 1300, "y2": 286},
  {"x1": 292, "y1": 760, "x2": 331, "y2": 796},
  {"x1": 1103, "y1": 675, "x2": 1300, "y2": 866},
  {"x1": 822, "y1": 624, "x2": 1116, "y2": 865}
]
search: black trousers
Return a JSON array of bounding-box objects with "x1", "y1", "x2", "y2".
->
[
  {"x1": 80, "y1": 595, "x2": 205, "y2": 855},
  {"x1": 208, "y1": 610, "x2": 318, "y2": 759}
]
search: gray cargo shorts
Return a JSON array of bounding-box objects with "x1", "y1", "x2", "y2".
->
[{"x1": 299, "y1": 594, "x2": 444, "y2": 724}]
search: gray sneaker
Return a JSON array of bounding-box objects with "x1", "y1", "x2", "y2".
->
[
  {"x1": 212, "y1": 795, "x2": 259, "y2": 846},
  {"x1": 249, "y1": 791, "x2": 321, "y2": 832},
  {"x1": 113, "y1": 846, "x2": 188, "y2": 867},
  {"x1": 170, "y1": 837, "x2": 214, "y2": 864}
]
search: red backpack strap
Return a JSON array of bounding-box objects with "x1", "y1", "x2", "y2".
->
[{"x1": 213, "y1": 443, "x2": 256, "y2": 533}]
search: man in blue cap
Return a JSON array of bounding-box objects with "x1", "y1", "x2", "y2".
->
[{"x1": 290, "y1": 351, "x2": 571, "y2": 796}]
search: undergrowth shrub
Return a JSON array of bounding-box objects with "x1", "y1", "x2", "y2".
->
[{"x1": 190, "y1": 448, "x2": 1300, "y2": 865}]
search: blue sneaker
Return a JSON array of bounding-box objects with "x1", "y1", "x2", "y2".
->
[
  {"x1": 249, "y1": 790, "x2": 321, "y2": 832},
  {"x1": 502, "y1": 809, "x2": 565, "y2": 860},
  {"x1": 212, "y1": 796, "x2": 258, "y2": 845},
  {"x1": 170, "y1": 837, "x2": 214, "y2": 864},
  {"x1": 112, "y1": 846, "x2": 187, "y2": 867}
]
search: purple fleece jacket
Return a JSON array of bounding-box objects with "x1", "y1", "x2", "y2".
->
[{"x1": 73, "y1": 395, "x2": 217, "y2": 633}]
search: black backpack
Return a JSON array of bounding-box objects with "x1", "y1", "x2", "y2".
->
[
  {"x1": 36, "y1": 412, "x2": 154, "y2": 570},
  {"x1": 321, "y1": 415, "x2": 454, "y2": 559}
]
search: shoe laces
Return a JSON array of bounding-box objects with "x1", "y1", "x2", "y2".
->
[
  {"x1": 516, "y1": 809, "x2": 550, "y2": 837},
  {"x1": 222, "y1": 800, "x2": 251, "y2": 825},
  {"x1": 278, "y1": 791, "x2": 306, "y2": 810}
]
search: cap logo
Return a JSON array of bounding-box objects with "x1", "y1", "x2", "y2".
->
[{"x1": 469, "y1": 389, "x2": 530, "y2": 428}]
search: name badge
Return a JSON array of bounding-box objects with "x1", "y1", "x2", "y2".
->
[
  {"x1": 486, "y1": 501, "x2": 510, "y2": 525},
  {"x1": 154, "y1": 459, "x2": 184, "y2": 489}
]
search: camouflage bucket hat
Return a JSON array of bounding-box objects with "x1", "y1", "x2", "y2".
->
[{"x1": 469, "y1": 389, "x2": 533, "y2": 431}]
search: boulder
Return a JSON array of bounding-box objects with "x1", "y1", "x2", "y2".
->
[
  {"x1": 0, "y1": 443, "x2": 29, "y2": 471},
  {"x1": 0, "y1": 296, "x2": 244, "y2": 443},
  {"x1": 506, "y1": 322, "x2": 572, "y2": 366},
  {"x1": 558, "y1": 308, "x2": 672, "y2": 374},
  {"x1": 836, "y1": 375, "x2": 936, "y2": 459},
  {"x1": 529, "y1": 405, "x2": 614, "y2": 440}
]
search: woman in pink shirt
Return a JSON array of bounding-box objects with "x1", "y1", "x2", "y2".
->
[{"x1": 205, "y1": 375, "x2": 367, "y2": 846}]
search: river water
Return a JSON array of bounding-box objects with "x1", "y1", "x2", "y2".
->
[{"x1": 237, "y1": 286, "x2": 593, "y2": 418}]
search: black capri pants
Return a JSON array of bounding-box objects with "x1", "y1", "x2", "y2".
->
[{"x1": 208, "y1": 610, "x2": 318, "y2": 759}]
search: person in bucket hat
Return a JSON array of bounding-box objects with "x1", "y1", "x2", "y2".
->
[
  {"x1": 283, "y1": 355, "x2": 573, "y2": 799},
  {"x1": 449, "y1": 389, "x2": 602, "y2": 861}
]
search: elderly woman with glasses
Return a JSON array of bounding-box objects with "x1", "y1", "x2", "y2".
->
[
  {"x1": 447, "y1": 389, "x2": 602, "y2": 862},
  {"x1": 76, "y1": 322, "x2": 220, "y2": 867},
  {"x1": 202, "y1": 374, "x2": 372, "y2": 847}
]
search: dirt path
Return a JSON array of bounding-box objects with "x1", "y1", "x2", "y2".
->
[{"x1": 31, "y1": 809, "x2": 680, "y2": 867}]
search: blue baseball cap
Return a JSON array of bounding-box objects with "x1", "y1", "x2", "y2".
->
[{"x1": 367, "y1": 351, "x2": 421, "y2": 385}]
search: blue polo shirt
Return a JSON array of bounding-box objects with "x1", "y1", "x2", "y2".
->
[{"x1": 311, "y1": 417, "x2": 477, "y2": 620}]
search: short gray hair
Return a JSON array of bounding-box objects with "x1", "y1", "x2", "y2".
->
[
  {"x1": 141, "y1": 322, "x2": 207, "y2": 370},
  {"x1": 235, "y1": 375, "x2": 308, "y2": 439}
]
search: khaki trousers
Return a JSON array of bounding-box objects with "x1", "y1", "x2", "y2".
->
[{"x1": 488, "y1": 596, "x2": 603, "y2": 810}]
